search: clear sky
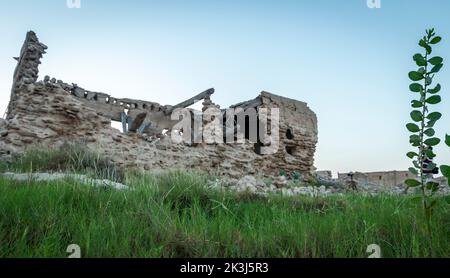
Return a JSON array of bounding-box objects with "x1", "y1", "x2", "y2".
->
[{"x1": 0, "y1": 0, "x2": 449, "y2": 175}]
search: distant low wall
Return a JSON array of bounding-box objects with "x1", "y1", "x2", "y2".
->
[{"x1": 338, "y1": 171, "x2": 417, "y2": 187}]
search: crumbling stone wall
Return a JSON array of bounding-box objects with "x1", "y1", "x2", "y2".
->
[
  {"x1": 338, "y1": 171, "x2": 417, "y2": 187},
  {"x1": 258, "y1": 92, "x2": 318, "y2": 175},
  {"x1": 0, "y1": 31, "x2": 318, "y2": 179}
]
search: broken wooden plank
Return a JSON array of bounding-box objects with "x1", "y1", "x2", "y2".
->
[
  {"x1": 121, "y1": 112, "x2": 128, "y2": 133},
  {"x1": 137, "y1": 122, "x2": 150, "y2": 134},
  {"x1": 230, "y1": 96, "x2": 262, "y2": 110},
  {"x1": 165, "y1": 88, "x2": 215, "y2": 115}
]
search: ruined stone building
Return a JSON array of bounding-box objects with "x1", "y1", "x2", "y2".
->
[
  {"x1": 337, "y1": 171, "x2": 417, "y2": 187},
  {"x1": 0, "y1": 31, "x2": 318, "y2": 179}
]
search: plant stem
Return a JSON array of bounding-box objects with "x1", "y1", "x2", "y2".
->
[
  {"x1": 419, "y1": 37, "x2": 434, "y2": 257},
  {"x1": 419, "y1": 46, "x2": 428, "y2": 201}
]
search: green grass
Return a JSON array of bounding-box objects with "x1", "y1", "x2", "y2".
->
[
  {"x1": 0, "y1": 147, "x2": 449, "y2": 257},
  {"x1": 0, "y1": 170, "x2": 449, "y2": 258},
  {"x1": 0, "y1": 143, "x2": 124, "y2": 182}
]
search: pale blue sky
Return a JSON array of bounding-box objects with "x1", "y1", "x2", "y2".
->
[{"x1": 0, "y1": 0, "x2": 449, "y2": 174}]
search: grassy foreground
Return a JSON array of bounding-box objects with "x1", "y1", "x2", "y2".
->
[
  {"x1": 0, "y1": 145, "x2": 449, "y2": 258},
  {"x1": 0, "y1": 170, "x2": 449, "y2": 258}
]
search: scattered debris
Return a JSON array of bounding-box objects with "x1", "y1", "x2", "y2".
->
[
  {"x1": 0, "y1": 172, "x2": 129, "y2": 190},
  {"x1": 208, "y1": 174, "x2": 449, "y2": 198}
]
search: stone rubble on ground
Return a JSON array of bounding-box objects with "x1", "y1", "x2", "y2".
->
[
  {"x1": 0, "y1": 172, "x2": 129, "y2": 190},
  {"x1": 272, "y1": 176, "x2": 288, "y2": 189},
  {"x1": 208, "y1": 175, "x2": 335, "y2": 197},
  {"x1": 235, "y1": 175, "x2": 259, "y2": 193},
  {"x1": 207, "y1": 174, "x2": 449, "y2": 198}
]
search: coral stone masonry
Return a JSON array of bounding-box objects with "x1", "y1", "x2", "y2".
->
[{"x1": 0, "y1": 31, "x2": 319, "y2": 179}]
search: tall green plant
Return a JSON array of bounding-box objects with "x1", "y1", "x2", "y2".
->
[
  {"x1": 406, "y1": 28, "x2": 449, "y2": 256},
  {"x1": 442, "y1": 134, "x2": 450, "y2": 189}
]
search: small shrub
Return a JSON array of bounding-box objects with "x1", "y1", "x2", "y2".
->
[
  {"x1": 405, "y1": 28, "x2": 449, "y2": 256},
  {"x1": 292, "y1": 171, "x2": 301, "y2": 181}
]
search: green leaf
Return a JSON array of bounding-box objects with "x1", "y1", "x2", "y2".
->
[
  {"x1": 425, "y1": 149, "x2": 436, "y2": 159},
  {"x1": 419, "y1": 39, "x2": 426, "y2": 47},
  {"x1": 428, "y1": 84, "x2": 441, "y2": 94},
  {"x1": 441, "y1": 165, "x2": 450, "y2": 178},
  {"x1": 430, "y1": 36, "x2": 442, "y2": 44},
  {"x1": 408, "y1": 167, "x2": 418, "y2": 175},
  {"x1": 406, "y1": 123, "x2": 420, "y2": 133},
  {"x1": 427, "y1": 112, "x2": 442, "y2": 121},
  {"x1": 410, "y1": 110, "x2": 423, "y2": 122},
  {"x1": 413, "y1": 54, "x2": 427, "y2": 66},
  {"x1": 413, "y1": 160, "x2": 421, "y2": 169},
  {"x1": 429, "y1": 56, "x2": 443, "y2": 65},
  {"x1": 426, "y1": 120, "x2": 437, "y2": 128},
  {"x1": 424, "y1": 137, "x2": 441, "y2": 146},
  {"x1": 409, "y1": 83, "x2": 423, "y2": 92},
  {"x1": 429, "y1": 63, "x2": 443, "y2": 74},
  {"x1": 408, "y1": 71, "x2": 424, "y2": 81},
  {"x1": 426, "y1": 181, "x2": 440, "y2": 192},
  {"x1": 424, "y1": 128, "x2": 435, "y2": 137},
  {"x1": 419, "y1": 39, "x2": 432, "y2": 54},
  {"x1": 405, "y1": 179, "x2": 421, "y2": 187},
  {"x1": 407, "y1": 152, "x2": 418, "y2": 159},
  {"x1": 410, "y1": 135, "x2": 421, "y2": 146},
  {"x1": 446, "y1": 134, "x2": 450, "y2": 147},
  {"x1": 426, "y1": 95, "x2": 441, "y2": 104},
  {"x1": 411, "y1": 100, "x2": 423, "y2": 108}
]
